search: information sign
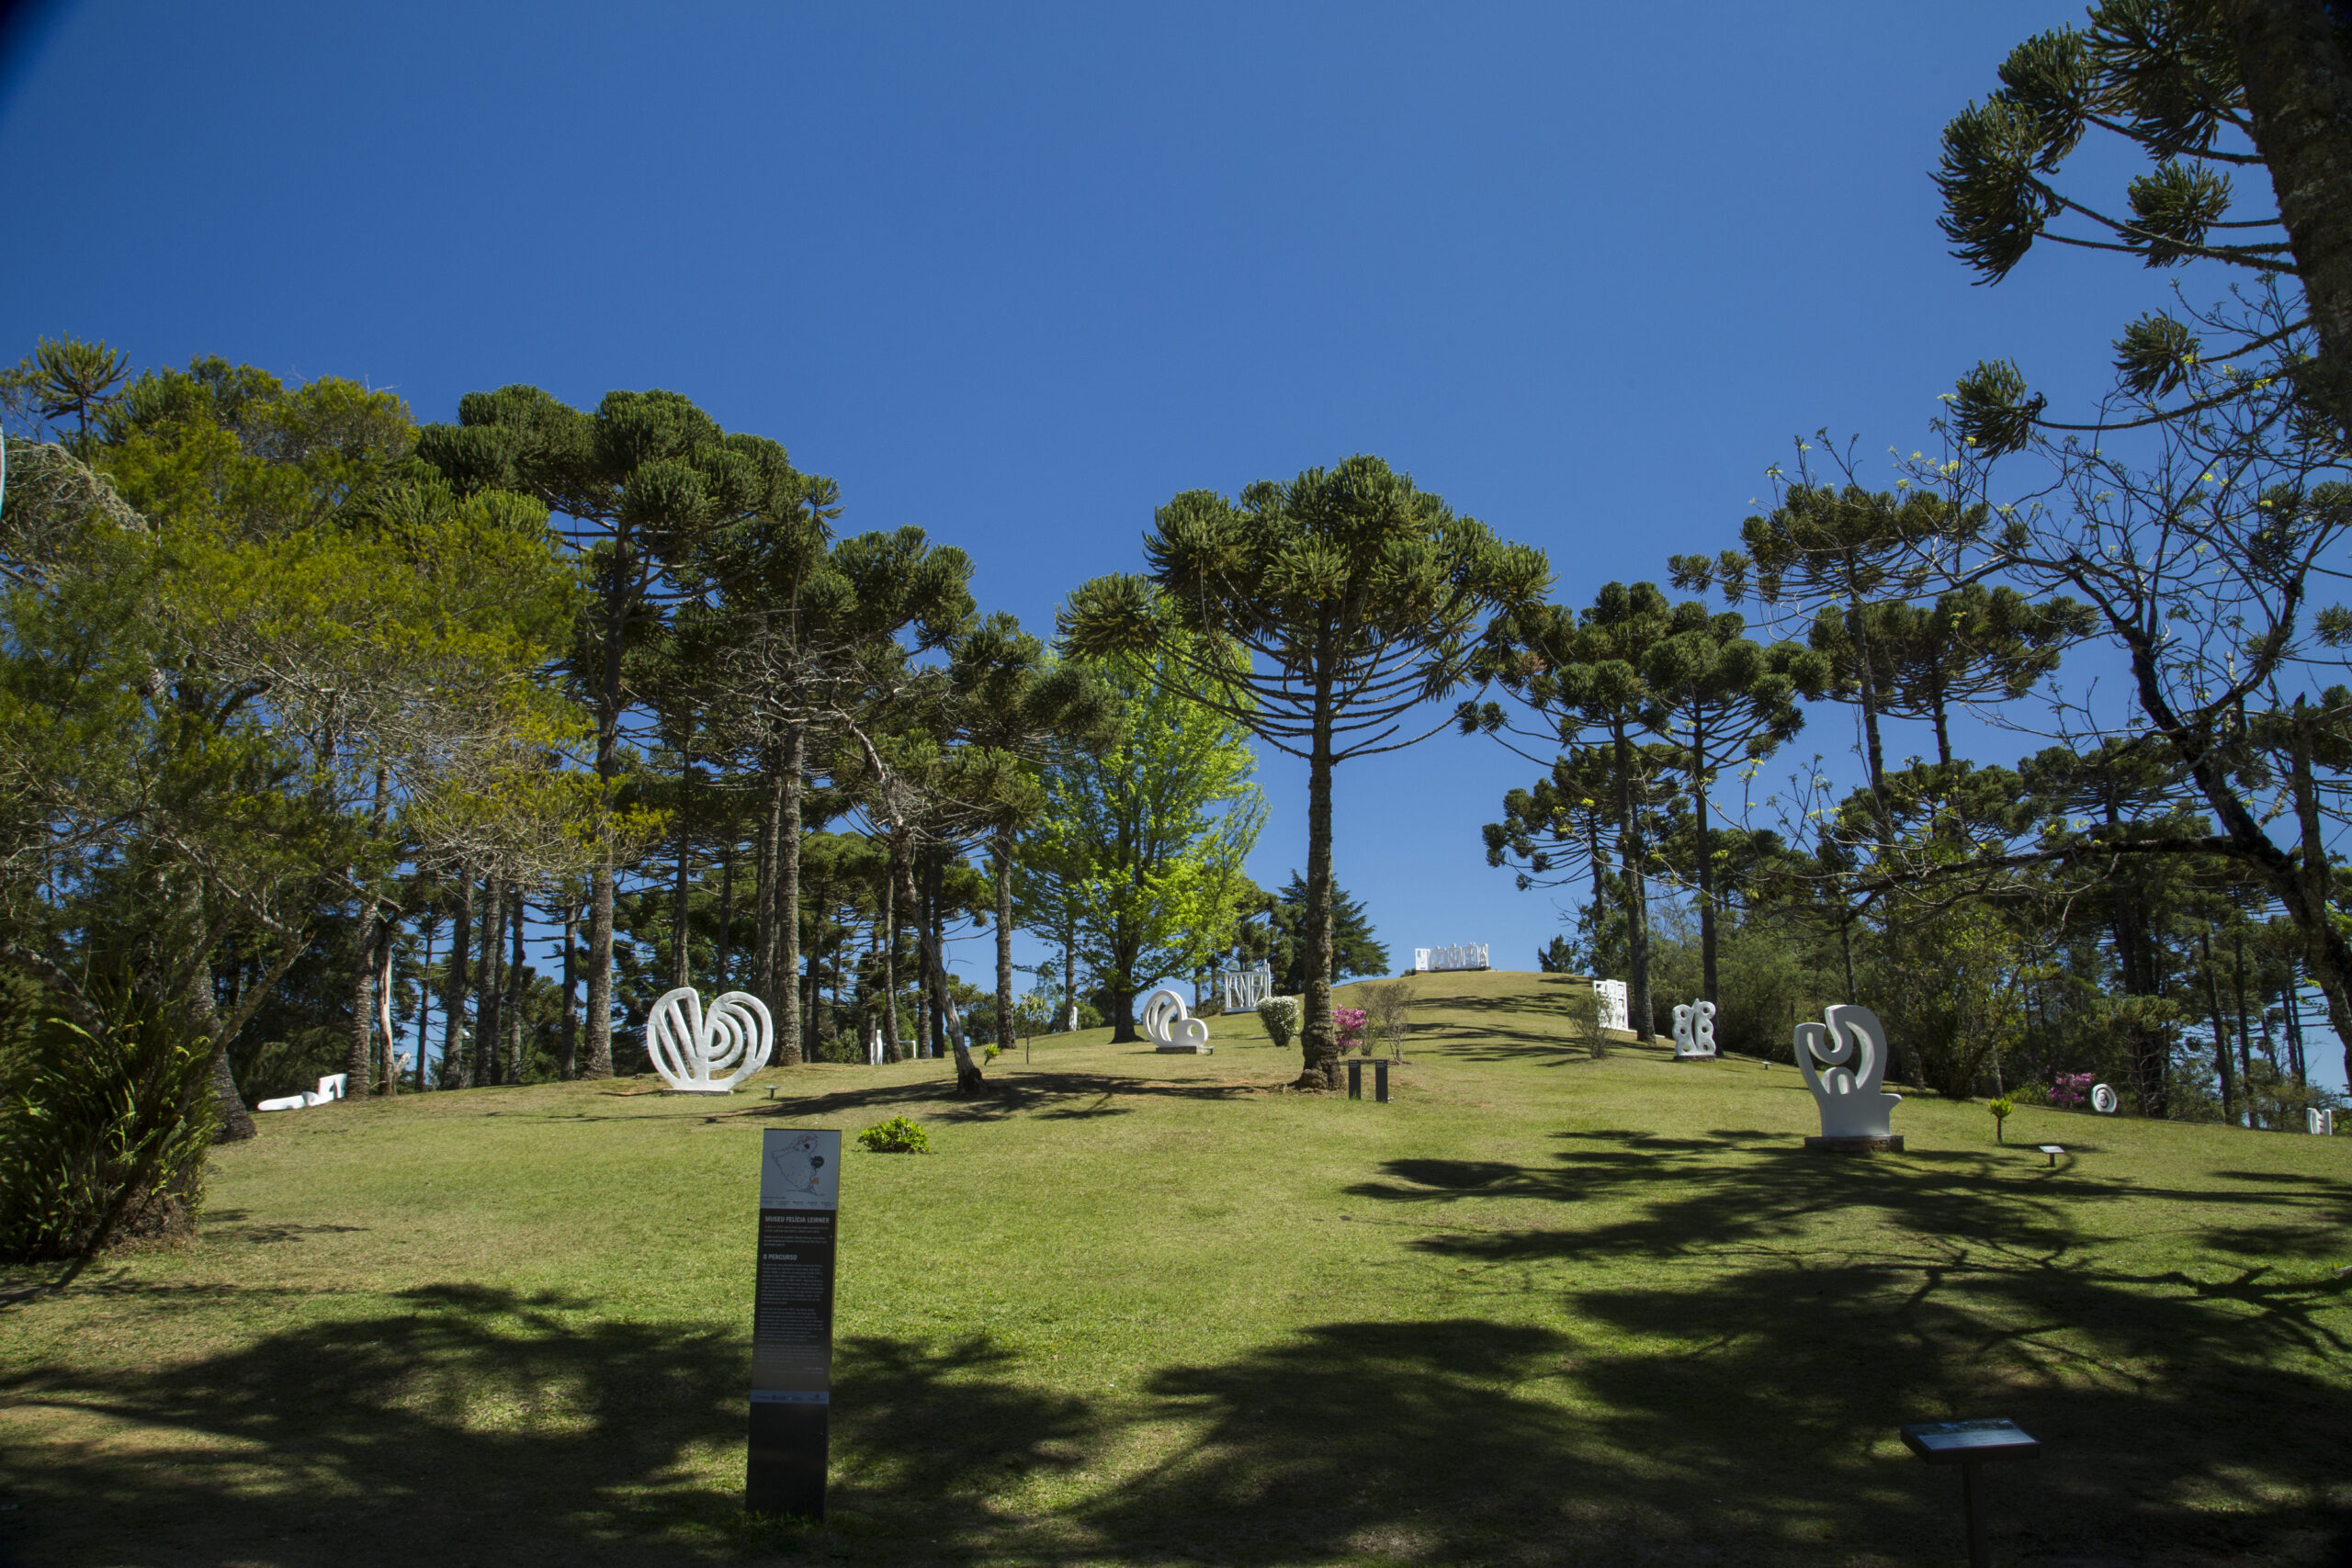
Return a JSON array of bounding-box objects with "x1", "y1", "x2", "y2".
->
[{"x1": 748, "y1": 1128, "x2": 841, "y2": 1517}]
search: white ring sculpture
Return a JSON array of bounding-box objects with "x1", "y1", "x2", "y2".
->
[
  {"x1": 2091, "y1": 1083, "x2": 2119, "y2": 1114},
  {"x1": 1672, "y1": 999, "x2": 1717, "y2": 1059},
  {"x1": 1140, "y1": 987, "x2": 1212, "y2": 1054},
  {"x1": 1792, "y1": 1003, "x2": 1902, "y2": 1139},
  {"x1": 647, "y1": 987, "x2": 773, "y2": 1094}
]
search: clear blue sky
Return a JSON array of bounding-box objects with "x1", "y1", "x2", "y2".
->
[{"x1": 6, "y1": 2, "x2": 2335, "y2": 1089}]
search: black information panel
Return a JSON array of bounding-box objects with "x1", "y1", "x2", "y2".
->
[{"x1": 748, "y1": 1129, "x2": 841, "y2": 1517}]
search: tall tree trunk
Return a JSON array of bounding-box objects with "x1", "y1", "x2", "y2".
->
[
  {"x1": 753, "y1": 750, "x2": 784, "y2": 999},
  {"x1": 506, "y1": 886, "x2": 527, "y2": 1083},
  {"x1": 477, "y1": 874, "x2": 504, "y2": 1088},
  {"x1": 375, "y1": 920, "x2": 397, "y2": 1097},
  {"x1": 560, "y1": 898, "x2": 578, "y2": 1081},
  {"x1": 775, "y1": 725, "x2": 806, "y2": 1064},
  {"x1": 718, "y1": 845, "x2": 735, "y2": 991},
  {"x1": 345, "y1": 908, "x2": 377, "y2": 1099},
  {"x1": 414, "y1": 914, "x2": 435, "y2": 1092},
  {"x1": 2233, "y1": 927, "x2": 2258, "y2": 1122},
  {"x1": 1298, "y1": 667, "x2": 1340, "y2": 1089},
  {"x1": 584, "y1": 852, "x2": 616, "y2": 1078},
  {"x1": 1611, "y1": 720, "x2": 1655, "y2": 1041},
  {"x1": 2201, "y1": 931, "x2": 2239, "y2": 1125},
  {"x1": 2283, "y1": 976, "x2": 2307, "y2": 1086},
  {"x1": 445, "y1": 870, "x2": 475, "y2": 1089},
  {"x1": 2222, "y1": 0, "x2": 2352, "y2": 448},
  {"x1": 879, "y1": 840, "x2": 906, "y2": 1064},
  {"x1": 924, "y1": 850, "x2": 948, "y2": 1060},
  {"x1": 1692, "y1": 709, "x2": 1717, "y2": 1005},
  {"x1": 673, "y1": 736, "x2": 694, "y2": 992},
  {"x1": 993, "y1": 821, "x2": 1016, "y2": 1048}
]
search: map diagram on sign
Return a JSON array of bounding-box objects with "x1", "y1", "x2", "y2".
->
[{"x1": 760, "y1": 1129, "x2": 841, "y2": 1209}]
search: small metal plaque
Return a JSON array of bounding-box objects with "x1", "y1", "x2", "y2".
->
[{"x1": 1900, "y1": 1418, "x2": 2039, "y2": 1465}]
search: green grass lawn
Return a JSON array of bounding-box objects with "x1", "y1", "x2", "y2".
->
[{"x1": 3, "y1": 969, "x2": 2348, "y2": 1567}]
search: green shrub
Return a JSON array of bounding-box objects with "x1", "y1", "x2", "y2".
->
[
  {"x1": 1257, "y1": 995, "x2": 1300, "y2": 1050},
  {"x1": 856, "y1": 1115, "x2": 932, "y2": 1154},
  {"x1": 0, "y1": 976, "x2": 219, "y2": 1264}
]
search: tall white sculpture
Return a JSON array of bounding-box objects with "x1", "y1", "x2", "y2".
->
[
  {"x1": 1593, "y1": 979, "x2": 1629, "y2": 1032},
  {"x1": 646, "y1": 987, "x2": 773, "y2": 1094},
  {"x1": 867, "y1": 1025, "x2": 884, "y2": 1066},
  {"x1": 2311, "y1": 1106, "x2": 2337, "y2": 1136},
  {"x1": 1220, "y1": 964, "x2": 1273, "y2": 1012},
  {"x1": 1672, "y1": 999, "x2": 1717, "y2": 1060},
  {"x1": 1792, "y1": 1003, "x2": 1902, "y2": 1143},
  {"x1": 2091, "y1": 1083, "x2": 2120, "y2": 1114},
  {"x1": 1140, "y1": 987, "x2": 1212, "y2": 1054}
]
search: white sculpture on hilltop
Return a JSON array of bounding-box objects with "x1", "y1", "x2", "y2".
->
[
  {"x1": 1220, "y1": 964, "x2": 1273, "y2": 1012},
  {"x1": 1672, "y1": 999, "x2": 1717, "y2": 1060},
  {"x1": 646, "y1": 987, "x2": 773, "y2": 1093},
  {"x1": 1792, "y1": 1004, "x2": 1902, "y2": 1140},
  {"x1": 1140, "y1": 987, "x2": 1212, "y2": 1054},
  {"x1": 1593, "y1": 979, "x2": 1629, "y2": 1032},
  {"x1": 2312, "y1": 1107, "x2": 2337, "y2": 1136},
  {"x1": 256, "y1": 1073, "x2": 347, "y2": 1112}
]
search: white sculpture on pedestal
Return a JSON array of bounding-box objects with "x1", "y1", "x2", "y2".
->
[
  {"x1": 2091, "y1": 1083, "x2": 2120, "y2": 1114},
  {"x1": 1140, "y1": 987, "x2": 1212, "y2": 1053},
  {"x1": 2311, "y1": 1106, "x2": 2337, "y2": 1136},
  {"x1": 646, "y1": 987, "x2": 773, "y2": 1094},
  {"x1": 867, "y1": 1025, "x2": 884, "y2": 1066},
  {"x1": 1593, "y1": 979, "x2": 1629, "y2": 1032},
  {"x1": 1792, "y1": 1004, "x2": 1901, "y2": 1139},
  {"x1": 1672, "y1": 999, "x2": 1717, "y2": 1059},
  {"x1": 256, "y1": 1073, "x2": 347, "y2": 1112},
  {"x1": 1220, "y1": 964, "x2": 1273, "y2": 1012}
]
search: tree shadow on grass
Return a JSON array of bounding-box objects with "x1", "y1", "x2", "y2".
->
[
  {"x1": 1323, "y1": 1130, "x2": 2352, "y2": 1564},
  {"x1": 0, "y1": 1286, "x2": 1092, "y2": 1568}
]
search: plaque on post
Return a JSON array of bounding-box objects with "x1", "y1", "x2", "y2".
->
[{"x1": 748, "y1": 1128, "x2": 841, "y2": 1517}]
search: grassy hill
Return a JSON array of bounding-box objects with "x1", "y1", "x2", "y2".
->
[{"x1": 3, "y1": 970, "x2": 2348, "y2": 1567}]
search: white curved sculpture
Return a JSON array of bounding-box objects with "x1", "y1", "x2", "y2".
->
[
  {"x1": 646, "y1": 987, "x2": 773, "y2": 1094},
  {"x1": 2091, "y1": 1083, "x2": 2120, "y2": 1114},
  {"x1": 2312, "y1": 1107, "x2": 2337, "y2": 1136},
  {"x1": 1140, "y1": 987, "x2": 1212, "y2": 1054},
  {"x1": 1792, "y1": 1004, "x2": 1902, "y2": 1140},
  {"x1": 256, "y1": 1073, "x2": 347, "y2": 1112},
  {"x1": 1672, "y1": 999, "x2": 1717, "y2": 1059}
]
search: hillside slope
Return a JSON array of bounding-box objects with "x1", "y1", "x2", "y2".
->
[{"x1": 3, "y1": 970, "x2": 2347, "y2": 1567}]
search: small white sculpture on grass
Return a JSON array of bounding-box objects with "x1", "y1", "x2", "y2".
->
[
  {"x1": 2311, "y1": 1107, "x2": 2337, "y2": 1136},
  {"x1": 1792, "y1": 1003, "x2": 1902, "y2": 1146},
  {"x1": 867, "y1": 1025, "x2": 884, "y2": 1066},
  {"x1": 1140, "y1": 987, "x2": 1212, "y2": 1054},
  {"x1": 256, "y1": 1073, "x2": 347, "y2": 1112},
  {"x1": 1672, "y1": 999, "x2": 1717, "y2": 1060},
  {"x1": 1593, "y1": 979, "x2": 1629, "y2": 1032},
  {"x1": 2091, "y1": 1083, "x2": 2120, "y2": 1114},
  {"x1": 646, "y1": 987, "x2": 773, "y2": 1094}
]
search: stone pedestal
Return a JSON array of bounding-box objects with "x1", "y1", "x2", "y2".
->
[{"x1": 1804, "y1": 1134, "x2": 1905, "y2": 1154}]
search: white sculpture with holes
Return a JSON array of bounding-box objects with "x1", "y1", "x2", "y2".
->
[
  {"x1": 1672, "y1": 999, "x2": 1717, "y2": 1060},
  {"x1": 1792, "y1": 1003, "x2": 1902, "y2": 1144},
  {"x1": 2312, "y1": 1106, "x2": 2337, "y2": 1136},
  {"x1": 1140, "y1": 987, "x2": 1212, "y2": 1054},
  {"x1": 256, "y1": 1073, "x2": 347, "y2": 1112},
  {"x1": 647, "y1": 987, "x2": 774, "y2": 1094},
  {"x1": 1593, "y1": 978, "x2": 1629, "y2": 1032},
  {"x1": 2091, "y1": 1083, "x2": 2120, "y2": 1114}
]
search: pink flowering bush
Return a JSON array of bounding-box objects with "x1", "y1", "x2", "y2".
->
[
  {"x1": 2048, "y1": 1072, "x2": 2096, "y2": 1110},
  {"x1": 1333, "y1": 1006, "x2": 1369, "y2": 1054}
]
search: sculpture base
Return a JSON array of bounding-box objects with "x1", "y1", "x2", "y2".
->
[
  {"x1": 1671, "y1": 1053, "x2": 1718, "y2": 1064},
  {"x1": 1804, "y1": 1134, "x2": 1904, "y2": 1154},
  {"x1": 661, "y1": 1085, "x2": 737, "y2": 1096},
  {"x1": 1154, "y1": 1043, "x2": 1214, "y2": 1055}
]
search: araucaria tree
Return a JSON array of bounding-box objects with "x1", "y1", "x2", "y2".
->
[{"x1": 1063, "y1": 455, "x2": 1548, "y2": 1089}]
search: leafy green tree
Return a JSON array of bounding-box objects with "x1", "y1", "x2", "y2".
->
[
  {"x1": 1860, "y1": 587, "x2": 2089, "y2": 769},
  {"x1": 1021, "y1": 647, "x2": 1264, "y2": 1042},
  {"x1": 1064, "y1": 455, "x2": 1549, "y2": 1088},
  {"x1": 1263, "y1": 872, "x2": 1386, "y2": 995},
  {"x1": 420, "y1": 387, "x2": 800, "y2": 1076}
]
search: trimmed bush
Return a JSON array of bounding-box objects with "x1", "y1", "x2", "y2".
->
[
  {"x1": 1256, "y1": 995, "x2": 1300, "y2": 1050},
  {"x1": 857, "y1": 1115, "x2": 932, "y2": 1154}
]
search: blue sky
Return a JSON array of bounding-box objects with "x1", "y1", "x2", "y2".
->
[{"x1": 5, "y1": 2, "x2": 2335, "y2": 1089}]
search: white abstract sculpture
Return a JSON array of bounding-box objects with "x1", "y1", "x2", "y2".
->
[
  {"x1": 1672, "y1": 999, "x2": 1717, "y2": 1059},
  {"x1": 256, "y1": 1073, "x2": 347, "y2": 1112},
  {"x1": 1593, "y1": 979, "x2": 1629, "y2": 1032},
  {"x1": 867, "y1": 1025, "x2": 884, "y2": 1066},
  {"x1": 2091, "y1": 1083, "x2": 2120, "y2": 1114},
  {"x1": 646, "y1": 987, "x2": 773, "y2": 1094},
  {"x1": 1140, "y1": 987, "x2": 1212, "y2": 1054},
  {"x1": 2311, "y1": 1106, "x2": 2337, "y2": 1136},
  {"x1": 1220, "y1": 964, "x2": 1274, "y2": 1012},
  {"x1": 1413, "y1": 943, "x2": 1490, "y2": 973},
  {"x1": 1792, "y1": 1004, "x2": 1902, "y2": 1141}
]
